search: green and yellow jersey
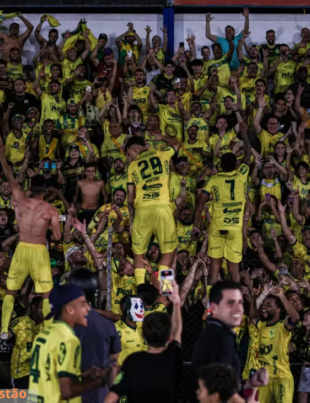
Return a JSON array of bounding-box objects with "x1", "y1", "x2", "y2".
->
[
  {"x1": 28, "y1": 320, "x2": 82, "y2": 403},
  {"x1": 270, "y1": 59, "x2": 297, "y2": 94},
  {"x1": 176, "y1": 221, "x2": 197, "y2": 256},
  {"x1": 40, "y1": 94, "x2": 66, "y2": 125},
  {"x1": 184, "y1": 116, "x2": 209, "y2": 143},
  {"x1": 207, "y1": 53, "x2": 231, "y2": 87},
  {"x1": 5, "y1": 131, "x2": 27, "y2": 165},
  {"x1": 216, "y1": 86, "x2": 246, "y2": 114},
  {"x1": 38, "y1": 135, "x2": 59, "y2": 160},
  {"x1": 132, "y1": 85, "x2": 150, "y2": 119},
  {"x1": 158, "y1": 104, "x2": 183, "y2": 142},
  {"x1": 61, "y1": 56, "x2": 83, "y2": 79},
  {"x1": 6, "y1": 61, "x2": 23, "y2": 79},
  {"x1": 115, "y1": 320, "x2": 145, "y2": 366},
  {"x1": 179, "y1": 139, "x2": 210, "y2": 175}
]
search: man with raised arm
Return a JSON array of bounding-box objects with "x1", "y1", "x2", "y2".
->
[{"x1": 0, "y1": 145, "x2": 61, "y2": 339}]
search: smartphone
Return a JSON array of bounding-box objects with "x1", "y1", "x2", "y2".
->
[
  {"x1": 127, "y1": 50, "x2": 133, "y2": 57},
  {"x1": 160, "y1": 269, "x2": 174, "y2": 296},
  {"x1": 59, "y1": 215, "x2": 66, "y2": 222},
  {"x1": 51, "y1": 162, "x2": 57, "y2": 169},
  {"x1": 265, "y1": 193, "x2": 271, "y2": 201},
  {"x1": 175, "y1": 78, "x2": 181, "y2": 84},
  {"x1": 305, "y1": 129, "x2": 310, "y2": 140},
  {"x1": 179, "y1": 42, "x2": 184, "y2": 48},
  {"x1": 44, "y1": 162, "x2": 50, "y2": 169},
  {"x1": 86, "y1": 86, "x2": 92, "y2": 92}
]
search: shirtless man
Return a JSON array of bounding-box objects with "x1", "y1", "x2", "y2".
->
[
  {"x1": 0, "y1": 146, "x2": 61, "y2": 339},
  {"x1": 34, "y1": 15, "x2": 59, "y2": 53},
  {"x1": 0, "y1": 13, "x2": 33, "y2": 61},
  {"x1": 74, "y1": 162, "x2": 108, "y2": 226}
]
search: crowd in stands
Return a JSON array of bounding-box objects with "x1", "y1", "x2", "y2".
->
[{"x1": 0, "y1": 8, "x2": 310, "y2": 403}]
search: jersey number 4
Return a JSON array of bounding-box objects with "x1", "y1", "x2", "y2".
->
[{"x1": 138, "y1": 157, "x2": 163, "y2": 179}]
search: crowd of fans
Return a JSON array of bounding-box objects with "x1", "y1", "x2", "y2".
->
[{"x1": 0, "y1": 8, "x2": 310, "y2": 403}]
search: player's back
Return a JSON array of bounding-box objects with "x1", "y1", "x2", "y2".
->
[
  {"x1": 128, "y1": 146, "x2": 175, "y2": 209},
  {"x1": 204, "y1": 164, "x2": 249, "y2": 231},
  {"x1": 28, "y1": 321, "x2": 81, "y2": 403},
  {"x1": 18, "y1": 198, "x2": 56, "y2": 244}
]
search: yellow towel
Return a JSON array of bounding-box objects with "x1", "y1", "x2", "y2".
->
[
  {"x1": 63, "y1": 23, "x2": 98, "y2": 55},
  {"x1": 0, "y1": 11, "x2": 19, "y2": 23},
  {"x1": 46, "y1": 15, "x2": 60, "y2": 28}
]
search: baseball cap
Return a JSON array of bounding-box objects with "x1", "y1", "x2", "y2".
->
[
  {"x1": 98, "y1": 33, "x2": 108, "y2": 41},
  {"x1": 176, "y1": 156, "x2": 188, "y2": 164},
  {"x1": 45, "y1": 284, "x2": 85, "y2": 319},
  {"x1": 114, "y1": 156, "x2": 126, "y2": 163},
  {"x1": 103, "y1": 47, "x2": 113, "y2": 56},
  {"x1": 302, "y1": 226, "x2": 310, "y2": 233},
  {"x1": 69, "y1": 144, "x2": 79, "y2": 151},
  {"x1": 67, "y1": 98, "x2": 77, "y2": 106},
  {"x1": 65, "y1": 246, "x2": 85, "y2": 263},
  {"x1": 12, "y1": 114, "x2": 25, "y2": 122},
  {"x1": 27, "y1": 107, "x2": 38, "y2": 114}
]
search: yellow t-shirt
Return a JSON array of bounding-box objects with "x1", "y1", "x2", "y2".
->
[
  {"x1": 115, "y1": 320, "x2": 145, "y2": 366},
  {"x1": 260, "y1": 177, "x2": 282, "y2": 201},
  {"x1": 246, "y1": 94, "x2": 271, "y2": 129},
  {"x1": 242, "y1": 321, "x2": 260, "y2": 380},
  {"x1": 40, "y1": 93, "x2": 66, "y2": 125},
  {"x1": 109, "y1": 173, "x2": 128, "y2": 205},
  {"x1": 270, "y1": 59, "x2": 297, "y2": 94},
  {"x1": 10, "y1": 316, "x2": 43, "y2": 379},
  {"x1": 258, "y1": 129, "x2": 283, "y2": 158},
  {"x1": 5, "y1": 131, "x2": 27, "y2": 165},
  {"x1": 158, "y1": 104, "x2": 183, "y2": 142},
  {"x1": 128, "y1": 146, "x2": 175, "y2": 209},
  {"x1": 216, "y1": 86, "x2": 246, "y2": 114},
  {"x1": 56, "y1": 114, "x2": 87, "y2": 150},
  {"x1": 207, "y1": 53, "x2": 231, "y2": 87},
  {"x1": 101, "y1": 134, "x2": 127, "y2": 168},
  {"x1": 184, "y1": 116, "x2": 209, "y2": 143},
  {"x1": 28, "y1": 321, "x2": 82, "y2": 403},
  {"x1": 133, "y1": 85, "x2": 150, "y2": 118},
  {"x1": 209, "y1": 128, "x2": 239, "y2": 165},
  {"x1": 111, "y1": 272, "x2": 137, "y2": 315},
  {"x1": 240, "y1": 56, "x2": 264, "y2": 77},
  {"x1": 6, "y1": 61, "x2": 23, "y2": 79},
  {"x1": 61, "y1": 56, "x2": 83, "y2": 79},
  {"x1": 68, "y1": 79, "x2": 92, "y2": 103},
  {"x1": 192, "y1": 74, "x2": 209, "y2": 93},
  {"x1": 203, "y1": 163, "x2": 249, "y2": 231},
  {"x1": 293, "y1": 175, "x2": 310, "y2": 200},
  {"x1": 39, "y1": 136, "x2": 58, "y2": 160},
  {"x1": 176, "y1": 221, "x2": 197, "y2": 256},
  {"x1": 96, "y1": 88, "x2": 112, "y2": 110},
  {"x1": 169, "y1": 172, "x2": 196, "y2": 213},
  {"x1": 256, "y1": 319, "x2": 292, "y2": 378}
]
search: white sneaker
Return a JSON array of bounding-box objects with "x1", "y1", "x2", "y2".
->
[{"x1": 0, "y1": 332, "x2": 8, "y2": 340}]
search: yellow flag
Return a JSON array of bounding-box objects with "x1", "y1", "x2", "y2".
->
[{"x1": 46, "y1": 15, "x2": 60, "y2": 28}]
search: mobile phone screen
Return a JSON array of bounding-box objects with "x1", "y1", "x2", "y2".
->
[{"x1": 160, "y1": 270, "x2": 174, "y2": 296}]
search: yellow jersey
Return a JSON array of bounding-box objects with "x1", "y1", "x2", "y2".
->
[
  {"x1": 68, "y1": 79, "x2": 92, "y2": 103},
  {"x1": 179, "y1": 139, "x2": 210, "y2": 175},
  {"x1": 5, "y1": 131, "x2": 27, "y2": 165},
  {"x1": 0, "y1": 193, "x2": 13, "y2": 209},
  {"x1": 207, "y1": 53, "x2": 231, "y2": 87},
  {"x1": 40, "y1": 93, "x2": 66, "y2": 125},
  {"x1": 260, "y1": 177, "x2": 282, "y2": 201},
  {"x1": 128, "y1": 146, "x2": 175, "y2": 209},
  {"x1": 203, "y1": 163, "x2": 249, "y2": 231},
  {"x1": 257, "y1": 319, "x2": 292, "y2": 378},
  {"x1": 61, "y1": 56, "x2": 83, "y2": 79},
  {"x1": 270, "y1": 59, "x2": 297, "y2": 94},
  {"x1": 246, "y1": 94, "x2": 271, "y2": 129},
  {"x1": 176, "y1": 221, "x2": 197, "y2": 256},
  {"x1": 96, "y1": 88, "x2": 112, "y2": 110},
  {"x1": 115, "y1": 320, "x2": 145, "y2": 366},
  {"x1": 10, "y1": 316, "x2": 43, "y2": 379},
  {"x1": 144, "y1": 302, "x2": 167, "y2": 317},
  {"x1": 216, "y1": 86, "x2": 246, "y2": 113},
  {"x1": 28, "y1": 320, "x2": 82, "y2": 403},
  {"x1": 184, "y1": 116, "x2": 209, "y2": 143},
  {"x1": 242, "y1": 321, "x2": 260, "y2": 380},
  {"x1": 111, "y1": 272, "x2": 137, "y2": 315},
  {"x1": 39, "y1": 135, "x2": 59, "y2": 160},
  {"x1": 56, "y1": 114, "x2": 86, "y2": 150},
  {"x1": 293, "y1": 175, "x2": 310, "y2": 200},
  {"x1": 22, "y1": 122, "x2": 41, "y2": 138},
  {"x1": 209, "y1": 128, "x2": 239, "y2": 165},
  {"x1": 101, "y1": 134, "x2": 127, "y2": 168},
  {"x1": 258, "y1": 129, "x2": 283, "y2": 158},
  {"x1": 132, "y1": 85, "x2": 150, "y2": 118},
  {"x1": 169, "y1": 172, "x2": 196, "y2": 212},
  {"x1": 240, "y1": 56, "x2": 264, "y2": 77},
  {"x1": 6, "y1": 61, "x2": 23, "y2": 79},
  {"x1": 158, "y1": 104, "x2": 183, "y2": 142},
  {"x1": 180, "y1": 90, "x2": 192, "y2": 112},
  {"x1": 192, "y1": 74, "x2": 209, "y2": 92},
  {"x1": 291, "y1": 240, "x2": 310, "y2": 275},
  {"x1": 293, "y1": 42, "x2": 310, "y2": 57}
]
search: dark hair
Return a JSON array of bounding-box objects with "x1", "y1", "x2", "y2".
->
[
  {"x1": 67, "y1": 268, "x2": 99, "y2": 307},
  {"x1": 285, "y1": 290, "x2": 300, "y2": 299},
  {"x1": 137, "y1": 283, "x2": 159, "y2": 306},
  {"x1": 113, "y1": 188, "x2": 127, "y2": 198},
  {"x1": 50, "y1": 63, "x2": 61, "y2": 71},
  {"x1": 164, "y1": 59, "x2": 175, "y2": 67},
  {"x1": 266, "y1": 29, "x2": 275, "y2": 35},
  {"x1": 198, "y1": 364, "x2": 239, "y2": 400},
  {"x1": 276, "y1": 97, "x2": 287, "y2": 104},
  {"x1": 43, "y1": 119, "x2": 55, "y2": 125},
  {"x1": 23, "y1": 64, "x2": 33, "y2": 72},
  {"x1": 135, "y1": 68, "x2": 145, "y2": 75},
  {"x1": 265, "y1": 294, "x2": 284, "y2": 310},
  {"x1": 296, "y1": 161, "x2": 310, "y2": 170},
  {"x1": 49, "y1": 28, "x2": 58, "y2": 36},
  {"x1": 10, "y1": 23, "x2": 19, "y2": 29},
  {"x1": 128, "y1": 104, "x2": 142, "y2": 114},
  {"x1": 211, "y1": 43, "x2": 222, "y2": 51},
  {"x1": 209, "y1": 280, "x2": 242, "y2": 304},
  {"x1": 142, "y1": 312, "x2": 171, "y2": 347},
  {"x1": 124, "y1": 136, "x2": 145, "y2": 152},
  {"x1": 14, "y1": 78, "x2": 26, "y2": 84},
  {"x1": 225, "y1": 25, "x2": 235, "y2": 32},
  {"x1": 221, "y1": 153, "x2": 237, "y2": 173},
  {"x1": 267, "y1": 115, "x2": 279, "y2": 123},
  {"x1": 191, "y1": 58, "x2": 203, "y2": 67},
  {"x1": 255, "y1": 78, "x2": 267, "y2": 87},
  {"x1": 223, "y1": 96, "x2": 234, "y2": 102},
  {"x1": 30, "y1": 175, "x2": 46, "y2": 194},
  {"x1": 201, "y1": 46, "x2": 210, "y2": 52},
  {"x1": 0, "y1": 59, "x2": 7, "y2": 66},
  {"x1": 248, "y1": 62, "x2": 258, "y2": 69},
  {"x1": 84, "y1": 162, "x2": 97, "y2": 170}
]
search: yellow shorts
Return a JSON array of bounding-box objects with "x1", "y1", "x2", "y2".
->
[
  {"x1": 7, "y1": 242, "x2": 52, "y2": 293},
  {"x1": 132, "y1": 205, "x2": 177, "y2": 255},
  {"x1": 259, "y1": 374, "x2": 294, "y2": 403},
  {"x1": 208, "y1": 228, "x2": 242, "y2": 263}
]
